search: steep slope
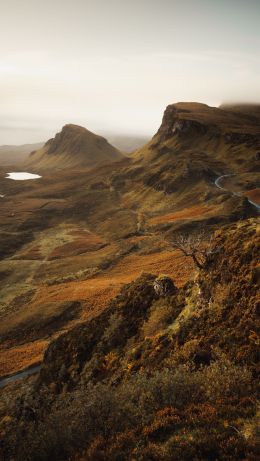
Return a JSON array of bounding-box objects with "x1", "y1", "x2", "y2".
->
[
  {"x1": 135, "y1": 102, "x2": 260, "y2": 170},
  {"x1": 25, "y1": 124, "x2": 123, "y2": 170},
  {"x1": 34, "y1": 219, "x2": 259, "y2": 392},
  {"x1": 110, "y1": 103, "x2": 259, "y2": 228},
  {"x1": 1, "y1": 219, "x2": 258, "y2": 461},
  {"x1": 0, "y1": 142, "x2": 44, "y2": 166}
]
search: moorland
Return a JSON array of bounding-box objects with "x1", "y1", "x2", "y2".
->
[{"x1": 0, "y1": 102, "x2": 259, "y2": 461}]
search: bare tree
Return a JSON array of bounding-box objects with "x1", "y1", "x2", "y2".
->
[{"x1": 171, "y1": 231, "x2": 213, "y2": 269}]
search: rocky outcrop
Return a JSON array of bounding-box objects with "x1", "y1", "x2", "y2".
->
[
  {"x1": 153, "y1": 275, "x2": 177, "y2": 297},
  {"x1": 156, "y1": 104, "x2": 209, "y2": 141},
  {"x1": 154, "y1": 102, "x2": 260, "y2": 144}
]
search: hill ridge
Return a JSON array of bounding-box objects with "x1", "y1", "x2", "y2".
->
[{"x1": 26, "y1": 123, "x2": 124, "y2": 170}]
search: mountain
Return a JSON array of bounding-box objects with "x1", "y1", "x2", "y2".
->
[
  {"x1": 135, "y1": 102, "x2": 260, "y2": 167},
  {"x1": 25, "y1": 124, "x2": 124, "y2": 170},
  {"x1": 0, "y1": 142, "x2": 44, "y2": 166},
  {"x1": 109, "y1": 102, "x2": 259, "y2": 229}
]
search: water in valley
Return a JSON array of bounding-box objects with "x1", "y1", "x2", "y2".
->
[{"x1": 6, "y1": 172, "x2": 42, "y2": 180}]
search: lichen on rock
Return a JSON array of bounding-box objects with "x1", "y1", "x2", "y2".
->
[{"x1": 153, "y1": 274, "x2": 177, "y2": 297}]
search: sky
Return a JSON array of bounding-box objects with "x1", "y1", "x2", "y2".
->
[{"x1": 0, "y1": 0, "x2": 260, "y2": 144}]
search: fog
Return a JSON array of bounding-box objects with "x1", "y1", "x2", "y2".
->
[{"x1": 1, "y1": 0, "x2": 260, "y2": 144}]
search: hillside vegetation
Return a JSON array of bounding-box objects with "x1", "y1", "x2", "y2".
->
[
  {"x1": 0, "y1": 102, "x2": 259, "y2": 460},
  {"x1": 0, "y1": 219, "x2": 259, "y2": 461},
  {"x1": 25, "y1": 124, "x2": 123, "y2": 170}
]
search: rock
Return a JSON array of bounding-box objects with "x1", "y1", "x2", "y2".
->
[
  {"x1": 156, "y1": 104, "x2": 209, "y2": 141},
  {"x1": 153, "y1": 275, "x2": 177, "y2": 297}
]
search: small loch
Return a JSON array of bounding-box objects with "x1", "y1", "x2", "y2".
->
[{"x1": 6, "y1": 172, "x2": 42, "y2": 180}]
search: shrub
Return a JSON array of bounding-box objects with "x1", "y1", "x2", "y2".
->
[
  {"x1": 14, "y1": 360, "x2": 254, "y2": 461},
  {"x1": 142, "y1": 302, "x2": 175, "y2": 337}
]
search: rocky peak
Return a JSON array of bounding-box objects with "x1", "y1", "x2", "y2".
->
[
  {"x1": 156, "y1": 103, "x2": 210, "y2": 141},
  {"x1": 44, "y1": 124, "x2": 105, "y2": 155},
  {"x1": 26, "y1": 122, "x2": 123, "y2": 169}
]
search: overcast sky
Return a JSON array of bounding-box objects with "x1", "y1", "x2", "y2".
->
[{"x1": 1, "y1": 0, "x2": 260, "y2": 144}]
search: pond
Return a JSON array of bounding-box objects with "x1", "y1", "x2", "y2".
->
[{"x1": 6, "y1": 172, "x2": 42, "y2": 180}]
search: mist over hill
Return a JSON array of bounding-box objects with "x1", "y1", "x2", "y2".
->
[
  {"x1": 104, "y1": 133, "x2": 150, "y2": 153},
  {"x1": 0, "y1": 142, "x2": 44, "y2": 166}
]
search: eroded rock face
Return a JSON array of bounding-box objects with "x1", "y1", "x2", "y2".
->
[
  {"x1": 153, "y1": 275, "x2": 177, "y2": 297},
  {"x1": 156, "y1": 104, "x2": 209, "y2": 141}
]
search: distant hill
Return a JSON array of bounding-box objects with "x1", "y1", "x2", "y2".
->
[
  {"x1": 0, "y1": 142, "x2": 44, "y2": 166},
  {"x1": 25, "y1": 124, "x2": 124, "y2": 170},
  {"x1": 104, "y1": 133, "x2": 150, "y2": 153}
]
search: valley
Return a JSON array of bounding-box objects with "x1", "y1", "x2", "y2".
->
[
  {"x1": 0, "y1": 103, "x2": 259, "y2": 379},
  {"x1": 0, "y1": 161, "x2": 195, "y2": 377},
  {"x1": 0, "y1": 102, "x2": 259, "y2": 461}
]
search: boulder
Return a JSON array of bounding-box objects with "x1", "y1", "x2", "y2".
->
[{"x1": 153, "y1": 275, "x2": 177, "y2": 297}]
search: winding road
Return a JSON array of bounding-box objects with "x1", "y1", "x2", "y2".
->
[{"x1": 214, "y1": 174, "x2": 260, "y2": 211}]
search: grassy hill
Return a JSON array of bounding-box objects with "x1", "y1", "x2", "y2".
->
[{"x1": 25, "y1": 124, "x2": 124, "y2": 170}]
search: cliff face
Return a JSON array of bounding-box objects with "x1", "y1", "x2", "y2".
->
[
  {"x1": 26, "y1": 124, "x2": 124, "y2": 170},
  {"x1": 156, "y1": 102, "x2": 260, "y2": 140},
  {"x1": 113, "y1": 103, "x2": 260, "y2": 218},
  {"x1": 156, "y1": 103, "x2": 211, "y2": 141},
  {"x1": 140, "y1": 102, "x2": 260, "y2": 156}
]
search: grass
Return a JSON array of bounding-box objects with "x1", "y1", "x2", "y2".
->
[
  {"x1": 0, "y1": 339, "x2": 48, "y2": 376},
  {"x1": 149, "y1": 204, "x2": 217, "y2": 225}
]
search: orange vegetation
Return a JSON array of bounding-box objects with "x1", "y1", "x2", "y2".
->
[
  {"x1": 245, "y1": 188, "x2": 260, "y2": 204},
  {"x1": 34, "y1": 250, "x2": 193, "y2": 310},
  {"x1": 48, "y1": 231, "x2": 106, "y2": 260},
  {"x1": 149, "y1": 204, "x2": 216, "y2": 225},
  {"x1": 0, "y1": 250, "x2": 193, "y2": 377},
  {"x1": 0, "y1": 339, "x2": 48, "y2": 377}
]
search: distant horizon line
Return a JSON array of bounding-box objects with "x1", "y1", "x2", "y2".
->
[{"x1": 1, "y1": 100, "x2": 260, "y2": 146}]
